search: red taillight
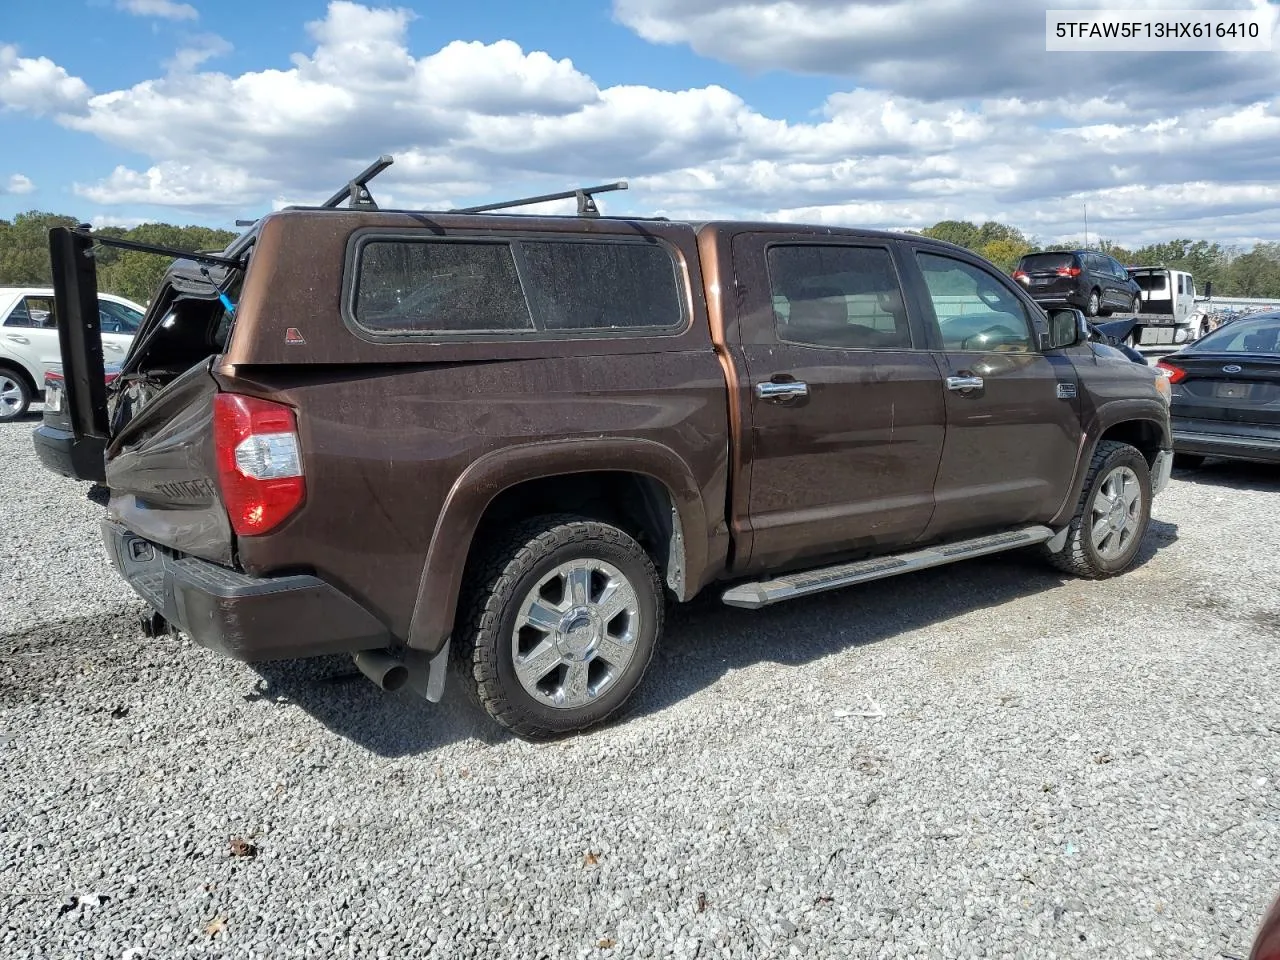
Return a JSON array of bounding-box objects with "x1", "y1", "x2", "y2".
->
[
  {"x1": 1056, "y1": 266, "x2": 1082, "y2": 277},
  {"x1": 103, "y1": 372, "x2": 119, "y2": 385},
  {"x1": 1155, "y1": 361, "x2": 1187, "y2": 384},
  {"x1": 1012, "y1": 270, "x2": 1028, "y2": 281},
  {"x1": 45, "y1": 371, "x2": 64, "y2": 385},
  {"x1": 212, "y1": 393, "x2": 305, "y2": 536}
]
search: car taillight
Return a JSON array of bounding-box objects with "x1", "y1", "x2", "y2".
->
[
  {"x1": 212, "y1": 393, "x2": 305, "y2": 536},
  {"x1": 1155, "y1": 361, "x2": 1187, "y2": 384},
  {"x1": 1012, "y1": 270, "x2": 1028, "y2": 281},
  {"x1": 1056, "y1": 266, "x2": 1082, "y2": 277}
]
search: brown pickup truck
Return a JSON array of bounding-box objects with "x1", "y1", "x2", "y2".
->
[{"x1": 44, "y1": 161, "x2": 1173, "y2": 739}]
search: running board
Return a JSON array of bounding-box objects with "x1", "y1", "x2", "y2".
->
[{"x1": 721, "y1": 525, "x2": 1056, "y2": 610}]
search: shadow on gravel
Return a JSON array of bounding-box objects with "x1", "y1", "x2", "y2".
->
[
  {"x1": 1174, "y1": 459, "x2": 1280, "y2": 493},
  {"x1": 623, "y1": 517, "x2": 1180, "y2": 726},
  {"x1": 244, "y1": 519, "x2": 1177, "y2": 754},
  {"x1": 247, "y1": 656, "x2": 505, "y2": 757}
]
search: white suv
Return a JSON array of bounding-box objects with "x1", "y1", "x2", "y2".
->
[{"x1": 0, "y1": 287, "x2": 146, "y2": 421}]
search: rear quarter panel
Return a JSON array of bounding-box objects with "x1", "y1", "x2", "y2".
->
[{"x1": 221, "y1": 213, "x2": 730, "y2": 649}]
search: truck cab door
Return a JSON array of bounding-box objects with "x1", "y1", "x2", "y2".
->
[
  {"x1": 902, "y1": 246, "x2": 1082, "y2": 540},
  {"x1": 727, "y1": 233, "x2": 946, "y2": 574}
]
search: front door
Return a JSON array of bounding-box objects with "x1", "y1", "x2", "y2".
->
[
  {"x1": 730, "y1": 235, "x2": 946, "y2": 574},
  {"x1": 904, "y1": 247, "x2": 1083, "y2": 540}
]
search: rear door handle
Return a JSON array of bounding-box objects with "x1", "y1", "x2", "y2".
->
[
  {"x1": 6, "y1": 334, "x2": 30, "y2": 344},
  {"x1": 756, "y1": 380, "x2": 809, "y2": 401},
  {"x1": 946, "y1": 375, "x2": 984, "y2": 392}
]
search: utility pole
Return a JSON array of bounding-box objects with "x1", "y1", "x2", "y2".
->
[{"x1": 1083, "y1": 203, "x2": 1089, "y2": 250}]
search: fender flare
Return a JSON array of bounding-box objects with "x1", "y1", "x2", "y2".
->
[
  {"x1": 1049, "y1": 399, "x2": 1171, "y2": 527},
  {"x1": 405, "y1": 437, "x2": 711, "y2": 653}
]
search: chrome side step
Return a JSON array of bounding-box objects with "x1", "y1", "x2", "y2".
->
[{"x1": 721, "y1": 525, "x2": 1055, "y2": 610}]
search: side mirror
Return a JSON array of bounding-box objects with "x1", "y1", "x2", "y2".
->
[
  {"x1": 1046, "y1": 308, "x2": 1087, "y2": 349},
  {"x1": 1203, "y1": 280, "x2": 1213, "y2": 300}
]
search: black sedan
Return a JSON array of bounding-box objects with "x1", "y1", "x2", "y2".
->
[{"x1": 1156, "y1": 312, "x2": 1280, "y2": 467}]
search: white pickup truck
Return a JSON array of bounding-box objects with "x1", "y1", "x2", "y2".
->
[
  {"x1": 0, "y1": 287, "x2": 145, "y2": 420},
  {"x1": 1105, "y1": 267, "x2": 1211, "y2": 350}
]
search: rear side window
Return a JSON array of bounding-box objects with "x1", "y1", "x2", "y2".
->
[
  {"x1": 354, "y1": 240, "x2": 534, "y2": 334},
  {"x1": 1133, "y1": 273, "x2": 1166, "y2": 292},
  {"x1": 349, "y1": 235, "x2": 685, "y2": 337},
  {"x1": 765, "y1": 244, "x2": 913, "y2": 349},
  {"x1": 521, "y1": 240, "x2": 682, "y2": 331}
]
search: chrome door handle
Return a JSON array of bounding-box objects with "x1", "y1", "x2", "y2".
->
[
  {"x1": 756, "y1": 380, "x2": 809, "y2": 401},
  {"x1": 6, "y1": 334, "x2": 30, "y2": 344},
  {"x1": 946, "y1": 375, "x2": 984, "y2": 391}
]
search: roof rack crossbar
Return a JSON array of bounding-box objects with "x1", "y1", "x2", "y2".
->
[
  {"x1": 451, "y1": 181, "x2": 628, "y2": 217},
  {"x1": 320, "y1": 155, "x2": 394, "y2": 210}
]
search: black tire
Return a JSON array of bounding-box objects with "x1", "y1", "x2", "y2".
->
[
  {"x1": 1130, "y1": 295, "x2": 1141, "y2": 315},
  {"x1": 1042, "y1": 440, "x2": 1152, "y2": 579},
  {"x1": 1085, "y1": 290, "x2": 1101, "y2": 317},
  {"x1": 453, "y1": 515, "x2": 663, "y2": 740},
  {"x1": 1174, "y1": 453, "x2": 1205, "y2": 469},
  {"x1": 0, "y1": 366, "x2": 32, "y2": 422}
]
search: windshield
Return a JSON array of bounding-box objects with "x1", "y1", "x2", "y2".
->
[{"x1": 1188, "y1": 315, "x2": 1280, "y2": 354}]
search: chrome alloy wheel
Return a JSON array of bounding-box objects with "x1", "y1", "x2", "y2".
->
[
  {"x1": 0, "y1": 375, "x2": 24, "y2": 419},
  {"x1": 1090, "y1": 466, "x2": 1142, "y2": 560},
  {"x1": 511, "y1": 559, "x2": 641, "y2": 709}
]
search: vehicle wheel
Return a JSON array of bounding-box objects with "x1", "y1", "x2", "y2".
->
[
  {"x1": 1085, "y1": 290, "x2": 1101, "y2": 317},
  {"x1": 1130, "y1": 295, "x2": 1141, "y2": 315},
  {"x1": 454, "y1": 515, "x2": 663, "y2": 740},
  {"x1": 1174, "y1": 453, "x2": 1205, "y2": 469},
  {"x1": 1042, "y1": 440, "x2": 1152, "y2": 579},
  {"x1": 0, "y1": 368, "x2": 32, "y2": 422}
]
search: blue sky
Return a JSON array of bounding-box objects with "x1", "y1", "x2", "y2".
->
[{"x1": 2, "y1": 0, "x2": 1279, "y2": 247}]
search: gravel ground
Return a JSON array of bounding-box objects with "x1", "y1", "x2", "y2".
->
[{"x1": 2, "y1": 411, "x2": 1278, "y2": 960}]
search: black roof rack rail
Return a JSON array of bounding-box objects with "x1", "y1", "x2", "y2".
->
[
  {"x1": 450, "y1": 181, "x2": 628, "y2": 218},
  {"x1": 320, "y1": 154, "x2": 394, "y2": 210}
]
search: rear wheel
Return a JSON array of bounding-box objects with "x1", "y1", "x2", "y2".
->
[
  {"x1": 1085, "y1": 290, "x2": 1101, "y2": 317},
  {"x1": 0, "y1": 368, "x2": 32, "y2": 422},
  {"x1": 1130, "y1": 295, "x2": 1141, "y2": 315},
  {"x1": 454, "y1": 515, "x2": 663, "y2": 740},
  {"x1": 1042, "y1": 440, "x2": 1151, "y2": 579}
]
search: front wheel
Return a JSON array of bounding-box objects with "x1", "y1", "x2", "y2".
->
[
  {"x1": 1042, "y1": 441, "x2": 1152, "y2": 579},
  {"x1": 454, "y1": 515, "x2": 663, "y2": 739}
]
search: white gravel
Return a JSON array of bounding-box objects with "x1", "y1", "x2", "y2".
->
[{"x1": 2, "y1": 411, "x2": 1279, "y2": 959}]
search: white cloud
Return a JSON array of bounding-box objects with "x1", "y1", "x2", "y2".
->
[
  {"x1": 612, "y1": 0, "x2": 1280, "y2": 106},
  {"x1": 2, "y1": 173, "x2": 35, "y2": 195},
  {"x1": 0, "y1": 0, "x2": 1276, "y2": 248},
  {"x1": 116, "y1": 0, "x2": 199, "y2": 21},
  {"x1": 165, "y1": 34, "x2": 232, "y2": 74},
  {"x1": 0, "y1": 44, "x2": 92, "y2": 115}
]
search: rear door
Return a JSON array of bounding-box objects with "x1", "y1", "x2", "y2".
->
[
  {"x1": 730, "y1": 232, "x2": 946, "y2": 573},
  {"x1": 1, "y1": 293, "x2": 56, "y2": 377},
  {"x1": 903, "y1": 246, "x2": 1082, "y2": 540}
]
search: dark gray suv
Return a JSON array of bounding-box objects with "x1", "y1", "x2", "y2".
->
[{"x1": 1014, "y1": 250, "x2": 1142, "y2": 318}]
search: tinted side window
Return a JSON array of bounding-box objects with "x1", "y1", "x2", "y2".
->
[
  {"x1": 916, "y1": 252, "x2": 1034, "y2": 352},
  {"x1": 351, "y1": 237, "x2": 684, "y2": 336},
  {"x1": 765, "y1": 244, "x2": 912, "y2": 349},
  {"x1": 354, "y1": 240, "x2": 534, "y2": 333},
  {"x1": 520, "y1": 240, "x2": 682, "y2": 331}
]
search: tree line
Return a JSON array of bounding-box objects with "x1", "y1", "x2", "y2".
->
[
  {"x1": 3, "y1": 208, "x2": 1279, "y2": 301},
  {"x1": 0, "y1": 212, "x2": 238, "y2": 305}
]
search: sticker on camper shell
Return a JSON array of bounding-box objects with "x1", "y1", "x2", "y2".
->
[{"x1": 284, "y1": 327, "x2": 307, "y2": 344}]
